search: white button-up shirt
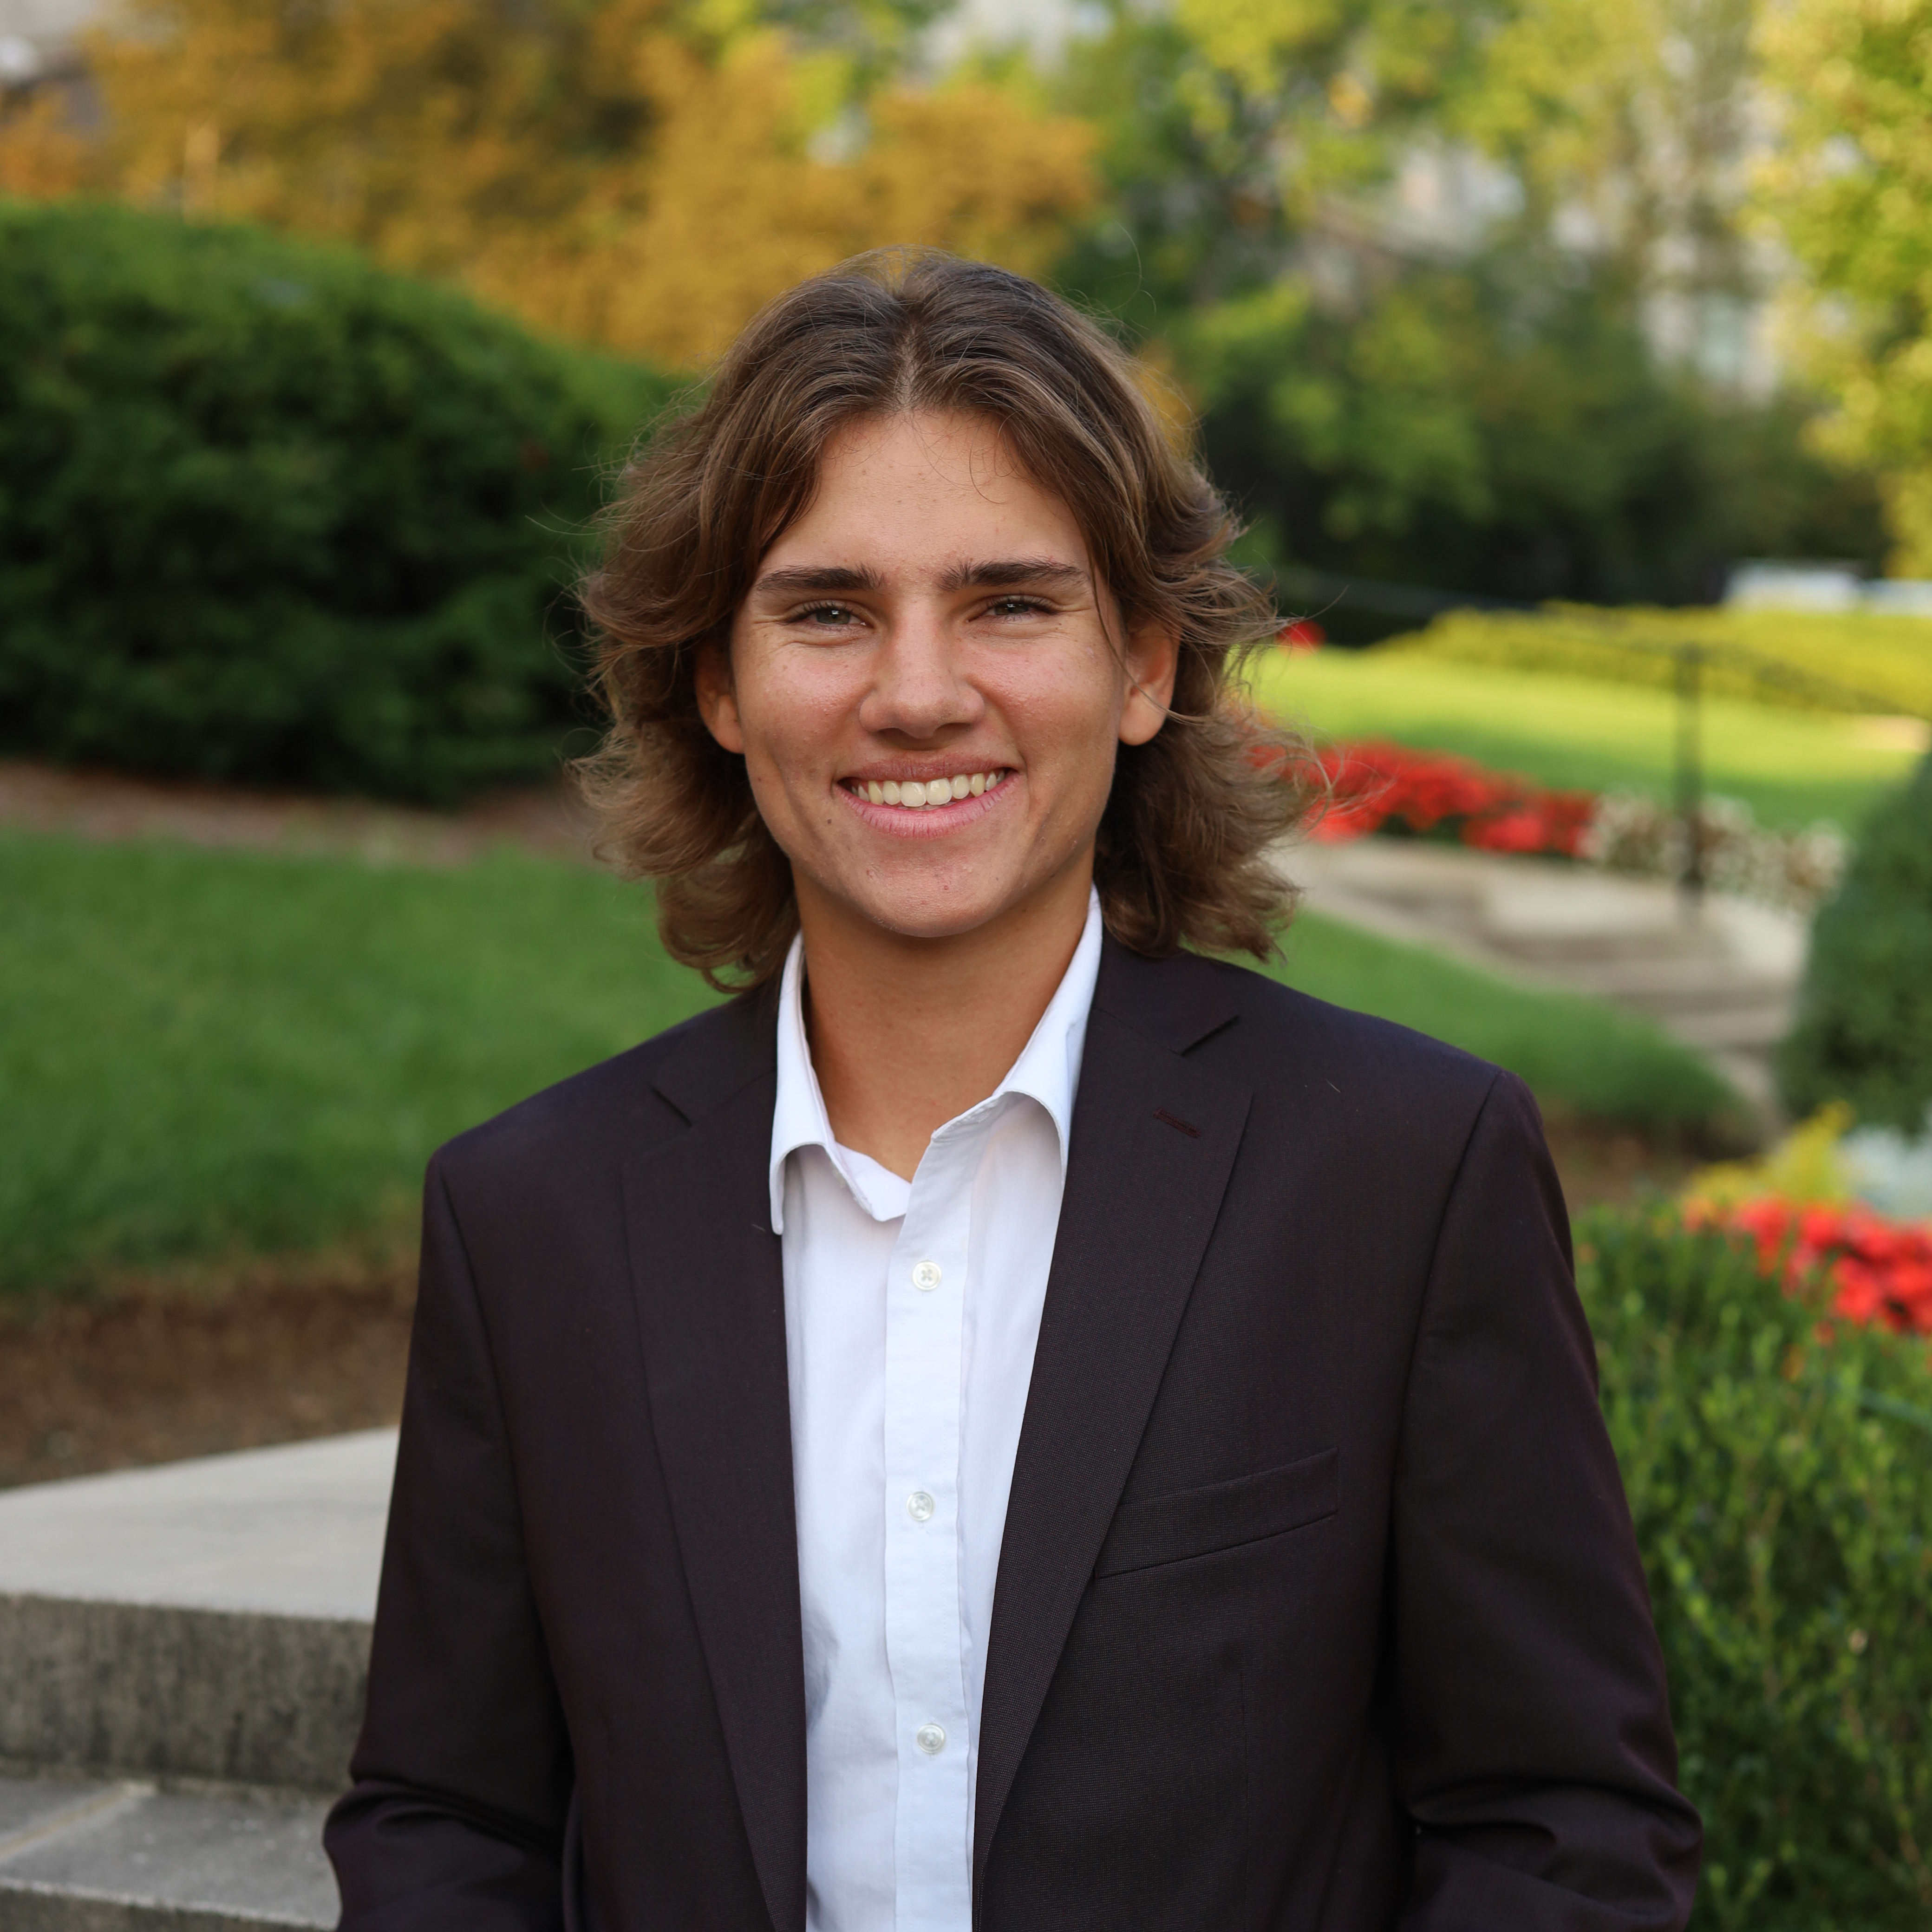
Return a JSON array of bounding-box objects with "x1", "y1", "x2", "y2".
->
[{"x1": 770, "y1": 891, "x2": 1103, "y2": 1932}]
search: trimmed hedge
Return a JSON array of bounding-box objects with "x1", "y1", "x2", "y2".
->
[
  {"x1": 0, "y1": 200, "x2": 677, "y2": 802},
  {"x1": 1779, "y1": 756, "x2": 1932, "y2": 1131},
  {"x1": 1580, "y1": 1209, "x2": 1932, "y2": 1928},
  {"x1": 1389, "y1": 604, "x2": 1932, "y2": 721}
]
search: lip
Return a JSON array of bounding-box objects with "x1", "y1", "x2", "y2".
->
[
  {"x1": 840, "y1": 761, "x2": 1013, "y2": 787},
  {"x1": 835, "y1": 771, "x2": 1018, "y2": 838}
]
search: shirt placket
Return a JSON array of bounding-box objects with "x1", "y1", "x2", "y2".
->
[{"x1": 881, "y1": 1111, "x2": 985, "y2": 1931}]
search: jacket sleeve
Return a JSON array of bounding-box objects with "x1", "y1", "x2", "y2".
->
[
  {"x1": 1391, "y1": 1071, "x2": 1701, "y2": 1930},
  {"x1": 325, "y1": 1156, "x2": 573, "y2": 1932}
]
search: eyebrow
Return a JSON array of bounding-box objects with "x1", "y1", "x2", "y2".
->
[
  {"x1": 750, "y1": 564, "x2": 886, "y2": 600},
  {"x1": 748, "y1": 556, "x2": 1089, "y2": 603},
  {"x1": 939, "y1": 557, "x2": 1087, "y2": 594}
]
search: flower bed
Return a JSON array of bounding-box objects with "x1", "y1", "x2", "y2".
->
[
  {"x1": 1286, "y1": 737, "x2": 1849, "y2": 909},
  {"x1": 1687, "y1": 1197, "x2": 1932, "y2": 1335},
  {"x1": 1580, "y1": 790, "x2": 1848, "y2": 913},
  {"x1": 1577, "y1": 1207, "x2": 1932, "y2": 1929},
  {"x1": 1310, "y1": 739, "x2": 1597, "y2": 856},
  {"x1": 1683, "y1": 1108, "x2": 1932, "y2": 1335}
]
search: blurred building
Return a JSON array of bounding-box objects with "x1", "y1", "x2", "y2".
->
[
  {"x1": 1726, "y1": 561, "x2": 1932, "y2": 617},
  {"x1": 0, "y1": 0, "x2": 89, "y2": 85}
]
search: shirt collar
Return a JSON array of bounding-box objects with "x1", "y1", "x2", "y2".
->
[{"x1": 768, "y1": 888, "x2": 1105, "y2": 1230}]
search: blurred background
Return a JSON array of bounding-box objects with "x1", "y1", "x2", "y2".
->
[{"x1": 2, "y1": 3, "x2": 1932, "y2": 1915}]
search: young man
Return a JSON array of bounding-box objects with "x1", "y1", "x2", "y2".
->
[{"x1": 326, "y1": 253, "x2": 1700, "y2": 1931}]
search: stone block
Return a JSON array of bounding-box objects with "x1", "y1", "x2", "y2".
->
[
  {"x1": 0, "y1": 1771, "x2": 334, "y2": 1929},
  {"x1": 0, "y1": 1596, "x2": 368, "y2": 1793}
]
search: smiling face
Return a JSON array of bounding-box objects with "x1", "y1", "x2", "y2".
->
[{"x1": 696, "y1": 410, "x2": 1178, "y2": 950}]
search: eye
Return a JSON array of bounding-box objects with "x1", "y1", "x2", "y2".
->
[
  {"x1": 793, "y1": 602, "x2": 862, "y2": 628},
  {"x1": 983, "y1": 595, "x2": 1052, "y2": 619}
]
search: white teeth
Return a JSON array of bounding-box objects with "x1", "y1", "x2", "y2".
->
[{"x1": 853, "y1": 771, "x2": 1007, "y2": 808}]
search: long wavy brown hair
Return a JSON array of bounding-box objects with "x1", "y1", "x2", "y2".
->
[{"x1": 578, "y1": 249, "x2": 1317, "y2": 990}]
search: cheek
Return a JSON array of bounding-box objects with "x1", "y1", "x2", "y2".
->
[
  {"x1": 988, "y1": 650, "x2": 1124, "y2": 781},
  {"x1": 734, "y1": 660, "x2": 859, "y2": 782}
]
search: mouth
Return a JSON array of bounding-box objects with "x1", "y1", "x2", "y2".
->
[{"x1": 840, "y1": 768, "x2": 1011, "y2": 811}]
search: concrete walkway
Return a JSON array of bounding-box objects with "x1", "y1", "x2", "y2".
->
[
  {"x1": 0, "y1": 1431, "x2": 397, "y2": 1929},
  {"x1": 1286, "y1": 838, "x2": 1809, "y2": 1122}
]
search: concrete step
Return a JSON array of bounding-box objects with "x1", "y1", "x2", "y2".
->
[
  {"x1": 1285, "y1": 837, "x2": 1811, "y2": 1127},
  {"x1": 1481, "y1": 930, "x2": 1731, "y2": 968},
  {"x1": 1512, "y1": 955, "x2": 1793, "y2": 1008},
  {"x1": 1481, "y1": 913, "x2": 1742, "y2": 964},
  {"x1": 0, "y1": 1432, "x2": 394, "y2": 1792},
  {"x1": 0, "y1": 1594, "x2": 371, "y2": 1795},
  {"x1": 0, "y1": 1769, "x2": 334, "y2": 1929},
  {"x1": 0, "y1": 1433, "x2": 399, "y2": 1929},
  {"x1": 1653, "y1": 1005, "x2": 1800, "y2": 1052}
]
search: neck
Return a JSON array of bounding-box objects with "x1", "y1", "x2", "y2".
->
[{"x1": 796, "y1": 861, "x2": 1094, "y2": 1180}]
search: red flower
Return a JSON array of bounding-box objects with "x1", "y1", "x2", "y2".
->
[
  {"x1": 1691, "y1": 1196, "x2": 1932, "y2": 1336},
  {"x1": 1800, "y1": 1205, "x2": 1850, "y2": 1251},
  {"x1": 1467, "y1": 809, "x2": 1556, "y2": 854},
  {"x1": 1299, "y1": 739, "x2": 1599, "y2": 859}
]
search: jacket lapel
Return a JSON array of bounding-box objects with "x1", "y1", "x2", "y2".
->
[
  {"x1": 622, "y1": 999, "x2": 805, "y2": 1932},
  {"x1": 972, "y1": 946, "x2": 1252, "y2": 1898}
]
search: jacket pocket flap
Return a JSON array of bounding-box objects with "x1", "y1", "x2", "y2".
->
[{"x1": 1094, "y1": 1447, "x2": 1338, "y2": 1578}]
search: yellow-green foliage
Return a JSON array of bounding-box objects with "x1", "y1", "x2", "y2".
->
[
  {"x1": 0, "y1": 0, "x2": 1095, "y2": 370},
  {"x1": 1685, "y1": 1104, "x2": 1858, "y2": 1212},
  {"x1": 1387, "y1": 604, "x2": 1932, "y2": 720},
  {"x1": 1759, "y1": 0, "x2": 1932, "y2": 576}
]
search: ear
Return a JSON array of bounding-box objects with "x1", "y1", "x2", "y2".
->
[
  {"x1": 1118, "y1": 618, "x2": 1181, "y2": 748},
  {"x1": 693, "y1": 641, "x2": 746, "y2": 754}
]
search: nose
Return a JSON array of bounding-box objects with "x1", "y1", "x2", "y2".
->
[{"x1": 858, "y1": 603, "x2": 983, "y2": 742}]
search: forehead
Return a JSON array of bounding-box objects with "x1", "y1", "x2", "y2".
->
[{"x1": 758, "y1": 410, "x2": 1090, "y2": 577}]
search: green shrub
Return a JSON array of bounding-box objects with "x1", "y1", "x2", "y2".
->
[
  {"x1": 1579, "y1": 1210, "x2": 1932, "y2": 1928},
  {"x1": 1389, "y1": 605, "x2": 1932, "y2": 721},
  {"x1": 0, "y1": 200, "x2": 676, "y2": 802},
  {"x1": 1779, "y1": 757, "x2": 1932, "y2": 1131}
]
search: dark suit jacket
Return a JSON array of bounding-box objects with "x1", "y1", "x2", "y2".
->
[{"x1": 326, "y1": 940, "x2": 1700, "y2": 1931}]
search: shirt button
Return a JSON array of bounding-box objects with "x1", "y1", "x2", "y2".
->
[
  {"x1": 915, "y1": 1722, "x2": 947, "y2": 1756},
  {"x1": 911, "y1": 1260, "x2": 942, "y2": 1292},
  {"x1": 907, "y1": 1490, "x2": 936, "y2": 1522}
]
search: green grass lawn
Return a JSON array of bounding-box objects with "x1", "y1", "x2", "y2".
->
[
  {"x1": 1249, "y1": 648, "x2": 1919, "y2": 833},
  {"x1": 0, "y1": 831, "x2": 1737, "y2": 1293},
  {"x1": 0, "y1": 836, "x2": 714, "y2": 1292}
]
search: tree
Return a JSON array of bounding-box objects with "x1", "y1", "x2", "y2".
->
[
  {"x1": 1050, "y1": 0, "x2": 1508, "y2": 327},
  {"x1": 6, "y1": 0, "x2": 1094, "y2": 368},
  {"x1": 0, "y1": 84, "x2": 90, "y2": 199},
  {"x1": 1759, "y1": 0, "x2": 1932, "y2": 574},
  {"x1": 1047, "y1": 0, "x2": 1882, "y2": 609},
  {"x1": 1454, "y1": 0, "x2": 1762, "y2": 335},
  {"x1": 1175, "y1": 244, "x2": 1877, "y2": 621}
]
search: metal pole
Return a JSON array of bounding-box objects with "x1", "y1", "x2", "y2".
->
[{"x1": 1676, "y1": 643, "x2": 1704, "y2": 920}]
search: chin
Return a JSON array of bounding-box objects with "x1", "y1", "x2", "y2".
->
[
  {"x1": 837, "y1": 865, "x2": 1019, "y2": 943},
  {"x1": 858, "y1": 893, "x2": 1011, "y2": 942}
]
